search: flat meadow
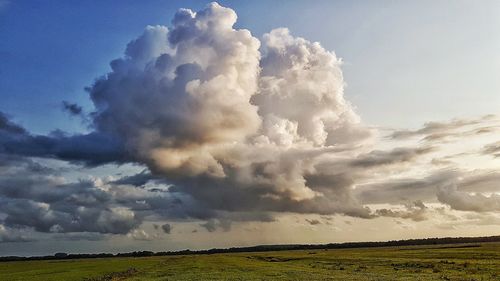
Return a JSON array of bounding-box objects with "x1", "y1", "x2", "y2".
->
[{"x1": 1, "y1": 242, "x2": 499, "y2": 281}]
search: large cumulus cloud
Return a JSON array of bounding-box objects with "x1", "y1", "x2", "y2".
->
[
  {"x1": 1, "y1": 2, "x2": 497, "y2": 240},
  {"x1": 90, "y1": 4, "x2": 262, "y2": 178},
  {"x1": 84, "y1": 2, "x2": 374, "y2": 217}
]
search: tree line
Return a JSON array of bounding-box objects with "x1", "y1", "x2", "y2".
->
[{"x1": 1, "y1": 235, "x2": 498, "y2": 262}]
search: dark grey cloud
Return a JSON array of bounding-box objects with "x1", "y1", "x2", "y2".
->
[
  {"x1": 374, "y1": 201, "x2": 427, "y2": 222},
  {"x1": 349, "y1": 146, "x2": 435, "y2": 168},
  {"x1": 355, "y1": 170, "x2": 458, "y2": 205},
  {"x1": 62, "y1": 101, "x2": 83, "y2": 116},
  {"x1": 200, "y1": 219, "x2": 231, "y2": 232},
  {"x1": 437, "y1": 186, "x2": 500, "y2": 212},
  {"x1": 357, "y1": 168, "x2": 500, "y2": 214},
  {"x1": 53, "y1": 232, "x2": 108, "y2": 241},
  {"x1": 112, "y1": 170, "x2": 159, "y2": 187},
  {"x1": 168, "y1": 170, "x2": 373, "y2": 219},
  {"x1": 482, "y1": 141, "x2": 500, "y2": 158},
  {"x1": 305, "y1": 219, "x2": 321, "y2": 225},
  {"x1": 0, "y1": 153, "x2": 273, "y2": 238},
  {"x1": 0, "y1": 158, "x2": 141, "y2": 235},
  {"x1": 0, "y1": 112, "x2": 26, "y2": 135},
  {"x1": 0, "y1": 115, "x2": 127, "y2": 166},
  {"x1": 459, "y1": 171, "x2": 500, "y2": 193},
  {"x1": 161, "y1": 223, "x2": 172, "y2": 234},
  {"x1": 1, "y1": 198, "x2": 140, "y2": 235}
]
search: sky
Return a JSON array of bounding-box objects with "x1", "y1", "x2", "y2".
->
[{"x1": 0, "y1": 0, "x2": 499, "y2": 256}]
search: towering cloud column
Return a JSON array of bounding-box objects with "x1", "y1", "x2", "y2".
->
[{"x1": 85, "y1": 2, "x2": 373, "y2": 215}]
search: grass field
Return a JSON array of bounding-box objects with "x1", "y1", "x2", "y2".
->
[{"x1": 1, "y1": 242, "x2": 499, "y2": 281}]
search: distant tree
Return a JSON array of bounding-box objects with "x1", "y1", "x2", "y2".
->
[{"x1": 54, "y1": 253, "x2": 68, "y2": 259}]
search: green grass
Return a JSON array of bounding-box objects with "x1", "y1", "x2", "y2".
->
[{"x1": 1, "y1": 242, "x2": 499, "y2": 280}]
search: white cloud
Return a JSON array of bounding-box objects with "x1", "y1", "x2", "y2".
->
[{"x1": 85, "y1": 2, "x2": 374, "y2": 217}]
